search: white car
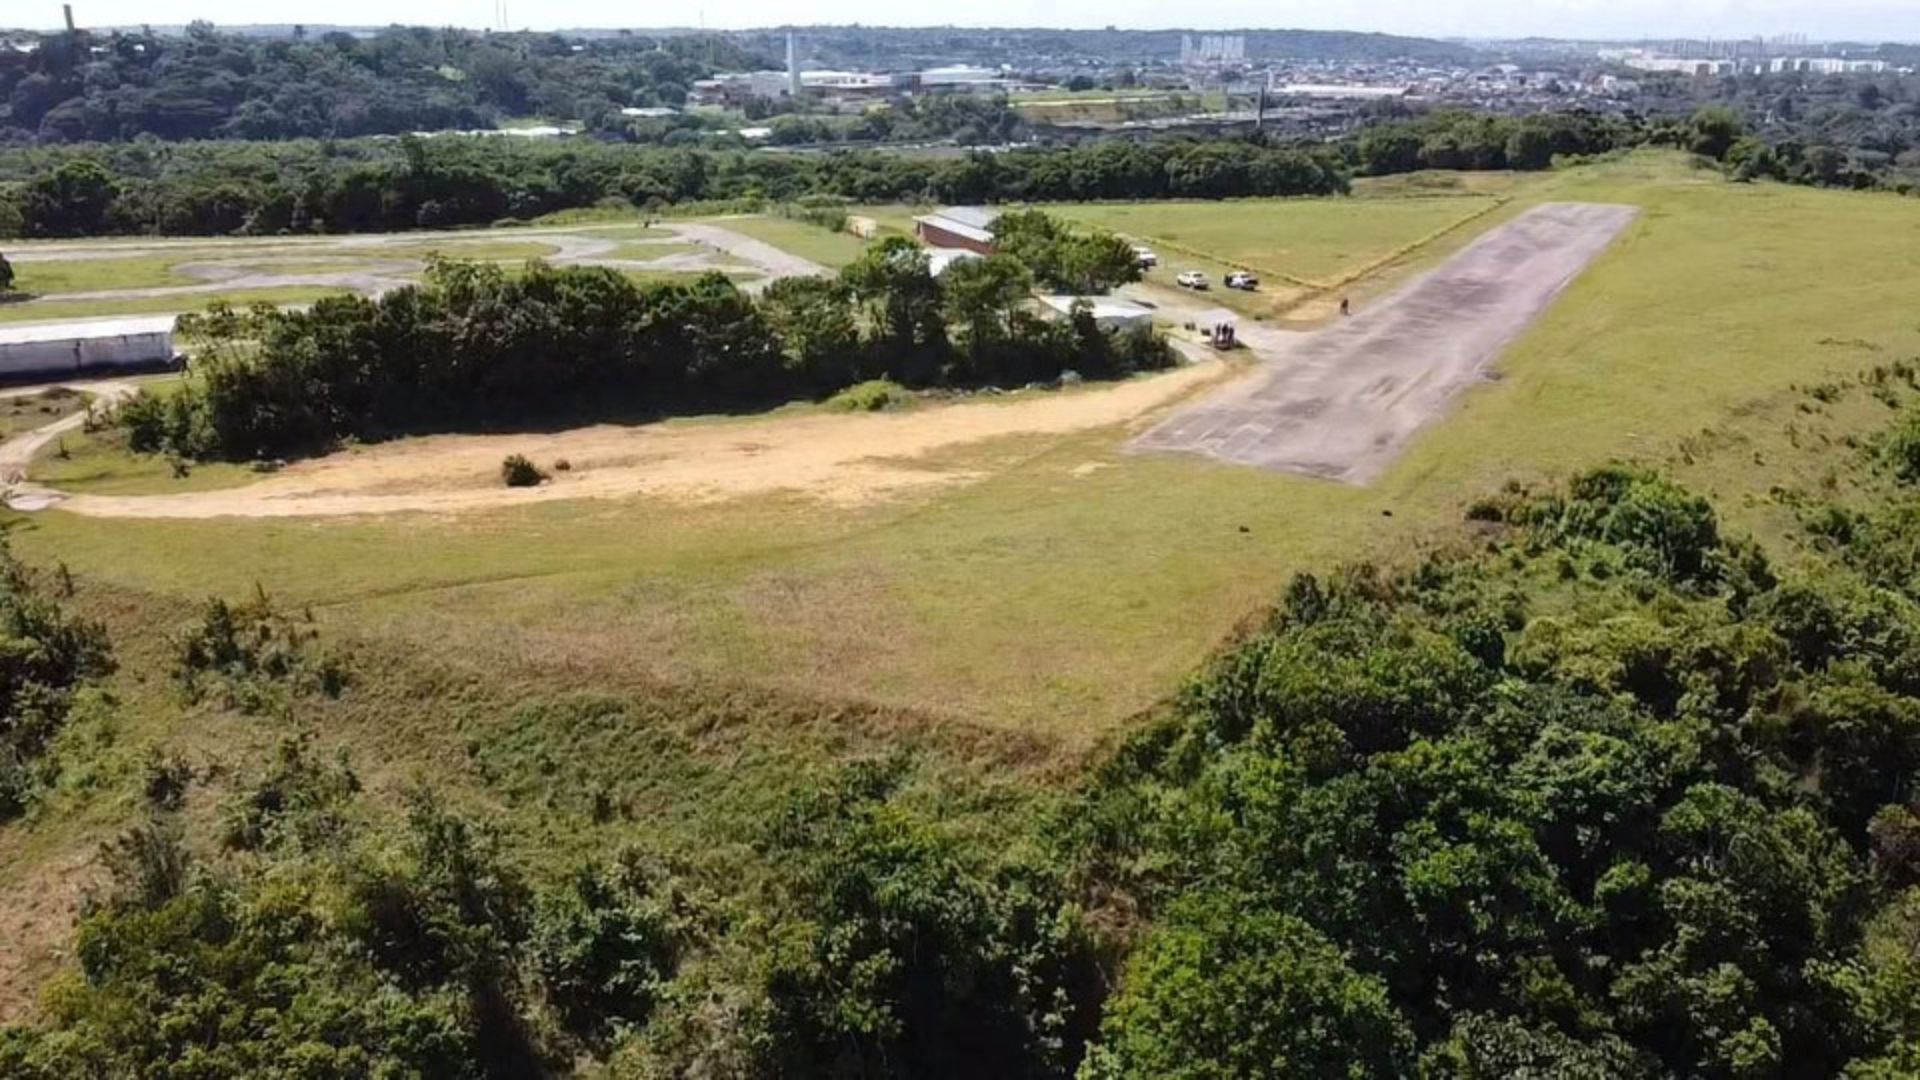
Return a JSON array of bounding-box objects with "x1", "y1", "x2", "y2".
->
[
  {"x1": 1132, "y1": 245, "x2": 1158, "y2": 268},
  {"x1": 1225, "y1": 271, "x2": 1259, "y2": 291},
  {"x1": 1175, "y1": 270, "x2": 1208, "y2": 290}
]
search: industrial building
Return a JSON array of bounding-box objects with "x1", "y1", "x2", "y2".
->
[
  {"x1": 912, "y1": 207, "x2": 1000, "y2": 255},
  {"x1": 0, "y1": 316, "x2": 177, "y2": 381},
  {"x1": 1035, "y1": 295, "x2": 1154, "y2": 332}
]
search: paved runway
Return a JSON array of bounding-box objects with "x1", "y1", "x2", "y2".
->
[{"x1": 1130, "y1": 201, "x2": 1640, "y2": 483}]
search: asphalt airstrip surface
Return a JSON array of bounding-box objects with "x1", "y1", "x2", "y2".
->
[{"x1": 1129, "y1": 201, "x2": 1640, "y2": 483}]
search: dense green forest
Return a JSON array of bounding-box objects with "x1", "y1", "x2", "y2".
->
[
  {"x1": 0, "y1": 25, "x2": 769, "y2": 142},
  {"x1": 2, "y1": 103, "x2": 1903, "y2": 242},
  {"x1": 1621, "y1": 70, "x2": 1920, "y2": 190},
  {"x1": 118, "y1": 216, "x2": 1157, "y2": 461},
  {"x1": 0, "y1": 131, "x2": 1352, "y2": 237},
  {"x1": 7, "y1": 353, "x2": 1920, "y2": 1076}
]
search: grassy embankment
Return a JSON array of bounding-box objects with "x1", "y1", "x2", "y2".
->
[
  {"x1": 4, "y1": 151, "x2": 1919, "y2": 1016},
  {"x1": 14, "y1": 152, "x2": 1918, "y2": 737}
]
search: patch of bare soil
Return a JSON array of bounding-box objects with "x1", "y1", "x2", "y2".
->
[{"x1": 37, "y1": 363, "x2": 1230, "y2": 520}]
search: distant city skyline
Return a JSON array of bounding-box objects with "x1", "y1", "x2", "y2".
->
[{"x1": 13, "y1": 1, "x2": 1920, "y2": 42}]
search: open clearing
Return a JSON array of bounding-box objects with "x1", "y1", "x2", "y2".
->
[
  {"x1": 0, "y1": 217, "x2": 834, "y2": 327},
  {"x1": 1051, "y1": 192, "x2": 1503, "y2": 287},
  {"x1": 8, "y1": 154, "x2": 1920, "y2": 745},
  {"x1": 5, "y1": 362, "x2": 1232, "y2": 518},
  {"x1": 1133, "y1": 202, "x2": 1639, "y2": 482}
]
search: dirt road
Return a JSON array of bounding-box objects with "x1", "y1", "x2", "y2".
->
[
  {"x1": 0, "y1": 379, "x2": 138, "y2": 497},
  {"x1": 1130, "y1": 202, "x2": 1639, "y2": 483}
]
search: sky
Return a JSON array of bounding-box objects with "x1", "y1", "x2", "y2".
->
[{"x1": 20, "y1": 0, "x2": 1920, "y2": 42}]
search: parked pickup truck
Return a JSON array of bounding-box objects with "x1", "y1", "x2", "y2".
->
[
  {"x1": 1175, "y1": 270, "x2": 1209, "y2": 290},
  {"x1": 1225, "y1": 271, "x2": 1259, "y2": 291},
  {"x1": 1132, "y1": 245, "x2": 1158, "y2": 268}
]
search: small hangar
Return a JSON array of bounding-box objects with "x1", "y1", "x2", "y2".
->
[{"x1": 0, "y1": 316, "x2": 178, "y2": 381}]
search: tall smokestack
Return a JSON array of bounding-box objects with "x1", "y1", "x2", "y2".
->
[
  {"x1": 786, "y1": 32, "x2": 800, "y2": 97},
  {"x1": 63, "y1": 4, "x2": 76, "y2": 32}
]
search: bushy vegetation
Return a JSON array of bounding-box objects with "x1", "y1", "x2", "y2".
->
[
  {"x1": 173, "y1": 587, "x2": 347, "y2": 713},
  {"x1": 0, "y1": 781, "x2": 594, "y2": 1076},
  {"x1": 1350, "y1": 104, "x2": 1920, "y2": 193},
  {"x1": 825, "y1": 378, "x2": 909, "y2": 412},
  {"x1": 992, "y1": 209, "x2": 1142, "y2": 294},
  {"x1": 12, "y1": 378, "x2": 1920, "y2": 1074},
  {"x1": 501, "y1": 454, "x2": 547, "y2": 488},
  {"x1": 119, "y1": 229, "x2": 1176, "y2": 463},
  {"x1": 0, "y1": 132, "x2": 1349, "y2": 239},
  {"x1": 0, "y1": 541, "x2": 111, "y2": 821},
  {"x1": 1629, "y1": 71, "x2": 1920, "y2": 193},
  {"x1": 1075, "y1": 457, "x2": 1920, "y2": 1076}
]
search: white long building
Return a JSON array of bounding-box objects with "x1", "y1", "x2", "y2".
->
[{"x1": 0, "y1": 316, "x2": 177, "y2": 380}]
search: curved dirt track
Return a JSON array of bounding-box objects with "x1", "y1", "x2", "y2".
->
[
  {"x1": 2, "y1": 361, "x2": 1227, "y2": 519},
  {"x1": 0, "y1": 379, "x2": 139, "y2": 490}
]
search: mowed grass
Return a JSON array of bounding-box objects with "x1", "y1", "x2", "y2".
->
[
  {"x1": 1052, "y1": 194, "x2": 1502, "y2": 287},
  {"x1": 8, "y1": 256, "x2": 200, "y2": 295},
  {"x1": 715, "y1": 215, "x2": 872, "y2": 268},
  {"x1": 11, "y1": 153, "x2": 1920, "y2": 749},
  {"x1": 0, "y1": 286, "x2": 347, "y2": 324},
  {"x1": 33, "y1": 427, "x2": 257, "y2": 495}
]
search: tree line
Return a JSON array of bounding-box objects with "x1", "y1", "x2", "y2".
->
[
  {"x1": 0, "y1": 133, "x2": 1352, "y2": 238},
  {"x1": 8, "y1": 104, "x2": 1904, "y2": 244},
  {"x1": 118, "y1": 221, "x2": 1160, "y2": 462},
  {"x1": 1351, "y1": 104, "x2": 1920, "y2": 194}
]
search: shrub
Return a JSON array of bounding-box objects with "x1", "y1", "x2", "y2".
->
[
  {"x1": 174, "y1": 589, "x2": 347, "y2": 712},
  {"x1": 532, "y1": 851, "x2": 684, "y2": 1043},
  {"x1": 826, "y1": 379, "x2": 909, "y2": 412},
  {"x1": 501, "y1": 454, "x2": 547, "y2": 487}
]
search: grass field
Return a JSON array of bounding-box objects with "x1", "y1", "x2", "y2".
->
[
  {"x1": 8, "y1": 256, "x2": 201, "y2": 295},
  {"x1": 0, "y1": 286, "x2": 348, "y2": 324},
  {"x1": 1052, "y1": 193, "x2": 1505, "y2": 288},
  {"x1": 718, "y1": 214, "x2": 873, "y2": 268},
  {"x1": 32, "y1": 424, "x2": 257, "y2": 495}
]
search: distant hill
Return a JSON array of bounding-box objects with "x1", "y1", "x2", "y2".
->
[
  {"x1": 728, "y1": 25, "x2": 1479, "y2": 69},
  {"x1": 0, "y1": 26, "x2": 770, "y2": 142}
]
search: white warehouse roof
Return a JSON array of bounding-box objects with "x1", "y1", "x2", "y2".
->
[
  {"x1": 1036, "y1": 295, "x2": 1154, "y2": 323},
  {"x1": 0, "y1": 315, "x2": 178, "y2": 346}
]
